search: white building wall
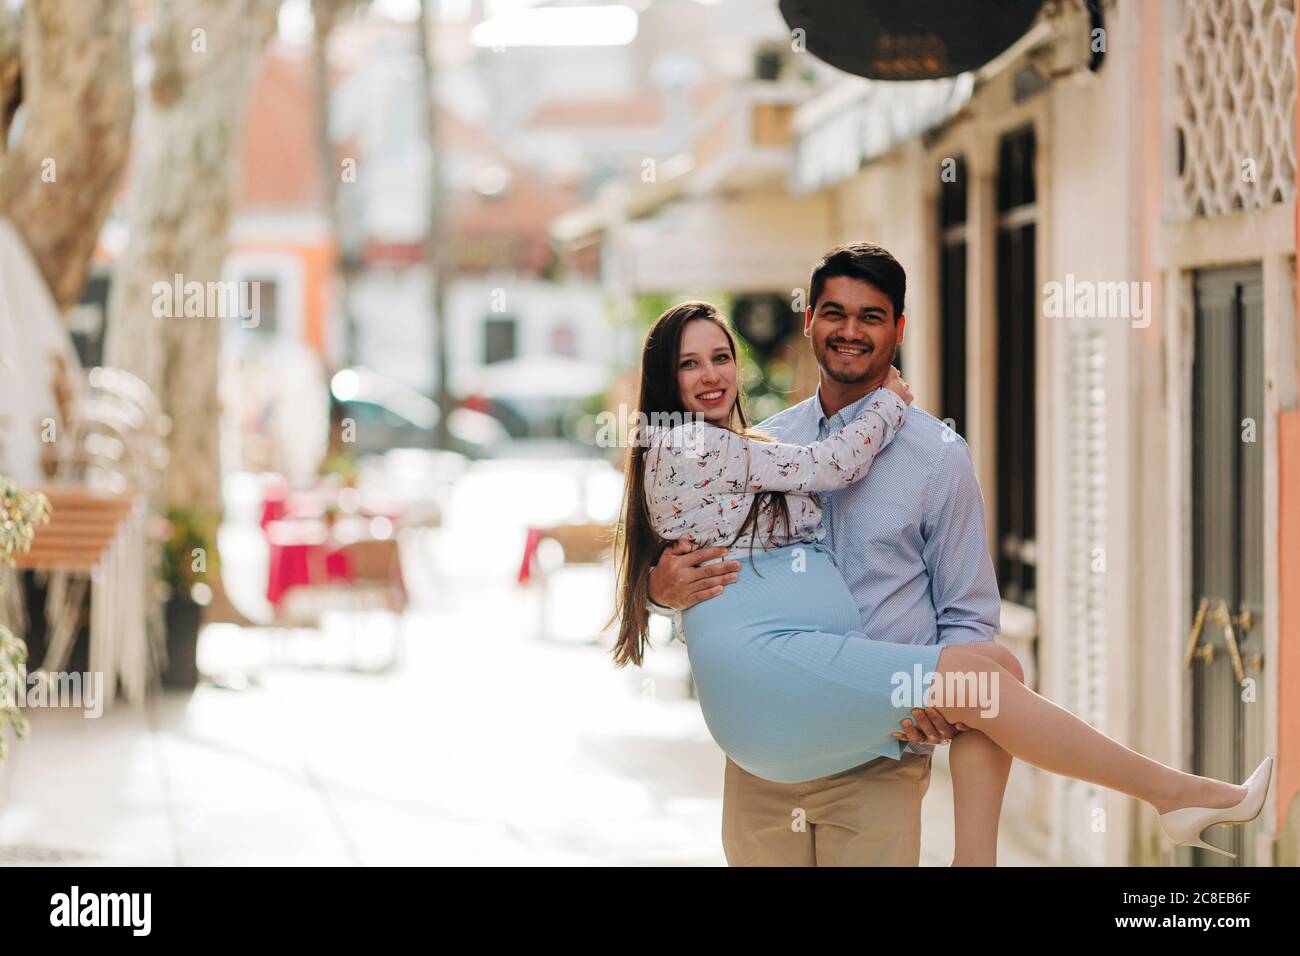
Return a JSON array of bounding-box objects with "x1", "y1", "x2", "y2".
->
[
  {"x1": 349, "y1": 268, "x2": 610, "y2": 398},
  {"x1": 1044, "y1": 45, "x2": 1140, "y2": 865},
  {"x1": 828, "y1": 142, "x2": 940, "y2": 417},
  {"x1": 619, "y1": 189, "x2": 836, "y2": 297},
  {"x1": 445, "y1": 276, "x2": 613, "y2": 395}
]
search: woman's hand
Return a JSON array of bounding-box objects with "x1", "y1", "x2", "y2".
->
[{"x1": 884, "y1": 366, "x2": 913, "y2": 405}]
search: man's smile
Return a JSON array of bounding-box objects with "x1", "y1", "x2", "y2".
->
[{"x1": 828, "y1": 341, "x2": 872, "y2": 357}]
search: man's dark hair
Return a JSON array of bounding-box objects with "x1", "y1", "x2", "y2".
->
[{"x1": 808, "y1": 242, "x2": 906, "y2": 320}]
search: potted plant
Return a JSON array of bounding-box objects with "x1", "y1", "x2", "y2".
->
[
  {"x1": 158, "y1": 507, "x2": 219, "y2": 690},
  {"x1": 321, "y1": 447, "x2": 358, "y2": 488},
  {"x1": 0, "y1": 475, "x2": 50, "y2": 762}
]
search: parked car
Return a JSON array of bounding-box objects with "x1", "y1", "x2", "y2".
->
[{"x1": 329, "y1": 367, "x2": 508, "y2": 460}]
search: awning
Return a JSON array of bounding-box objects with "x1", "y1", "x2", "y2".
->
[{"x1": 789, "y1": 73, "x2": 974, "y2": 195}]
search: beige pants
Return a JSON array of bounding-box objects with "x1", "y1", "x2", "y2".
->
[{"x1": 721, "y1": 753, "x2": 932, "y2": 866}]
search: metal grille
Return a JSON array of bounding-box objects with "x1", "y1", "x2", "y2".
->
[
  {"x1": 1170, "y1": 0, "x2": 1297, "y2": 219},
  {"x1": 1055, "y1": 326, "x2": 1108, "y2": 866}
]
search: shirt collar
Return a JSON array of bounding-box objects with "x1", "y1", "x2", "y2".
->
[{"x1": 812, "y1": 383, "x2": 886, "y2": 429}]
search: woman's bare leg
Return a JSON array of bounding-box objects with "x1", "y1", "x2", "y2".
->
[
  {"x1": 950, "y1": 729, "x2": 1010, "y2": 866},
  {"x1": 931, "y1": 646, "x2": 1245, "y2": 814},
  {"x1": 943, "y1": 644, "x2": 1016, "y2": 866}
]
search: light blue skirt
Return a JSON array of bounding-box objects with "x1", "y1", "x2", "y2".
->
[{"x1": 682, "y1": 543, "x2": 943, "y2": 784}]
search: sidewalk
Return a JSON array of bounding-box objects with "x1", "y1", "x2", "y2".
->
[
  {"x1": 0, "y1": 576, "x2": 1049, "y2": 866},
  {"x1": 0, "y1": 588, "x2": 727, "y2": 866}
]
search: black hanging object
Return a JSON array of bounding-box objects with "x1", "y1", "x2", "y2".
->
[{"x1": 778, "y1": 0, "x2": 1047, "y2": 80}]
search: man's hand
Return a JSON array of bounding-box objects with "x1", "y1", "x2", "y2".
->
[
  {"x1": 891, "y1": 707, "x2": 971, "y2": 745},
  {"x1": 648, "y1": 540, "x2": 741, "y2": 611}
]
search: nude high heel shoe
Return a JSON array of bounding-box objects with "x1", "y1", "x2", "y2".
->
[{"x1": 1157, "y1": 757, "x2": 1273, "y2": 859}]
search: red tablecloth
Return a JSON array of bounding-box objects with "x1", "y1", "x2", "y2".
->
[
  {"x1": 261, "y1": 482, "x2": 407, "y2": 608},
  {"x1": 265, "y1": 520, "x2": 353, "y2": 609},
  {"x1": 518, "y1": 527, "x2": 543, "y2": 585}
]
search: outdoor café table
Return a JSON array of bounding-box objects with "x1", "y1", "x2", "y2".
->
[
  {"x1": 264, "y1": 517, "x2": 353, "y2": 610},
  {"x1": 517, "y1": 523, "x2": 613, "y2": 584}
]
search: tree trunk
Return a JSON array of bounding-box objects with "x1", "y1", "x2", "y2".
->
[
  {"x1": 0, "y1": 0, "x2": 133, "y2": 311},
  {"x1": 102, "y1": 0, "x2": 277, "y2": 515}
]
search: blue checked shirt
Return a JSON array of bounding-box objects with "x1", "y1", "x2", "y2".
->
[{"x1": 655, "y1": 386, "x2": 1001, "y2": 756}]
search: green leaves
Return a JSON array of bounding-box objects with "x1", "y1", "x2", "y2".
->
[
  {"x1": 0, "y1": 624, "x2": 30, "y2": 762},
  {"x1": 0, "y1": 475, "x2": 50, "y2": 566},
  {"x1": 0, "y1": 473, "x2": 48, "y2": 763},
  {"x1": 158, "y1": 506, "x2": 220, "y2": 599}
]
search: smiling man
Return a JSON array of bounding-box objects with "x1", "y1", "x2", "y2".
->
[{"x1": 649, "y1": 242, "x2": 1001, "y2": 866}]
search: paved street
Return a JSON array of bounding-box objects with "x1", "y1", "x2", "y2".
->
[
  {"x1": 0, "y1": 586, "x2": 723, "y2": 866},
  {"x1": 0, "y1": 586, "x2": 1047, "y2": 866}
]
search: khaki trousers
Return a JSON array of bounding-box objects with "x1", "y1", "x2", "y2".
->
[{"x1": 721, "y1": 753, "x2": 932, "y2": 866}]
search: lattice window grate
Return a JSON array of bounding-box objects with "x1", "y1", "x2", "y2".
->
[
  {"x1": 1055, "y1": 326, "x2": 1109, "y2": 866},
  {"x1": 1170, "y1": 0, "x2": 1297, "y2": 219}
]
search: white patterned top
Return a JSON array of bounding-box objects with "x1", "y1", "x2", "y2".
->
[{"x1": 644, "y1": 392, "x2": 908, "y2": 555}]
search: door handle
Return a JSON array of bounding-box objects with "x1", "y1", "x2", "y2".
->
[
  {"x1": 1183, "y1": 596, "x2": 1210, "y2": 668},
  {"x1": 1230, "y1": 606, "x2": 1263, "y2": 675},
  {"x1": 1210, "y1": 600, "x2": 1252, "y2": 683}
]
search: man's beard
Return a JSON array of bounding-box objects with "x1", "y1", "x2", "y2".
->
[{"x1": 818, "y1": 339, "x2": 891, "y2": 384}]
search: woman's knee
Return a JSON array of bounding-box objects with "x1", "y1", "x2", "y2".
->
[
  {"x1": 949, "y1": 642, "x2": 1024, "y2": 685},
  {"x1": 932, "y1": 644, "x2": 1021, "y2": 712},
  {"x1": 985, "y1": 644, "x2": 1025, "y2": 685},
  {"x1": 933, "y1": 646, "x2": 996, "y2": 707}
]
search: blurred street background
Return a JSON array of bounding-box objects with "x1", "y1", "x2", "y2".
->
[{"x1": 0, "y1": 0, "x2": 1296, "y2": 866}]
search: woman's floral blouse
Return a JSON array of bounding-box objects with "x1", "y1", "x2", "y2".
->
[{"x1": 644, "y1": 392, "x2": 908, "y2": 555}]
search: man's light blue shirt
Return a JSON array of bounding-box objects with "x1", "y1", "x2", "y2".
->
[{"x1": 758, "y1": 386, "x2": 1001, "y2": 753}]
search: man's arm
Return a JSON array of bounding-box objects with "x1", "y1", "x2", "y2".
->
[
  {"x1": 921, "y1": 437, "x2": 1001, "y2": 646},
  {"x1": 896, "y1": 436, "x2": 1001, "y2": 746}
]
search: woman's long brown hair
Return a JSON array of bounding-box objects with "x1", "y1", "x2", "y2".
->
[{"x1": 609, "y1": 301, "x2": 789, "y2": 667}]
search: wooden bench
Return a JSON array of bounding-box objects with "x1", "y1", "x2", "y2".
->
[
  {"x1": 13, "y1": 483, "x2": 147, "y2": 704},
  {"x1": 13, "y1": 484, "x2": 138, "y2": 573}
]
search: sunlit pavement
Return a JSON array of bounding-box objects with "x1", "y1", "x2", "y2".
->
[
  {"x1": 0, "y1": 595, "x2": 1047, "y2": 865},
  {"x1": 0, "y1": 462, "x2": 1049, "y2": 866},
  {"x1": 0, "y1": 585, "x2": 724, "y2": 866}
]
